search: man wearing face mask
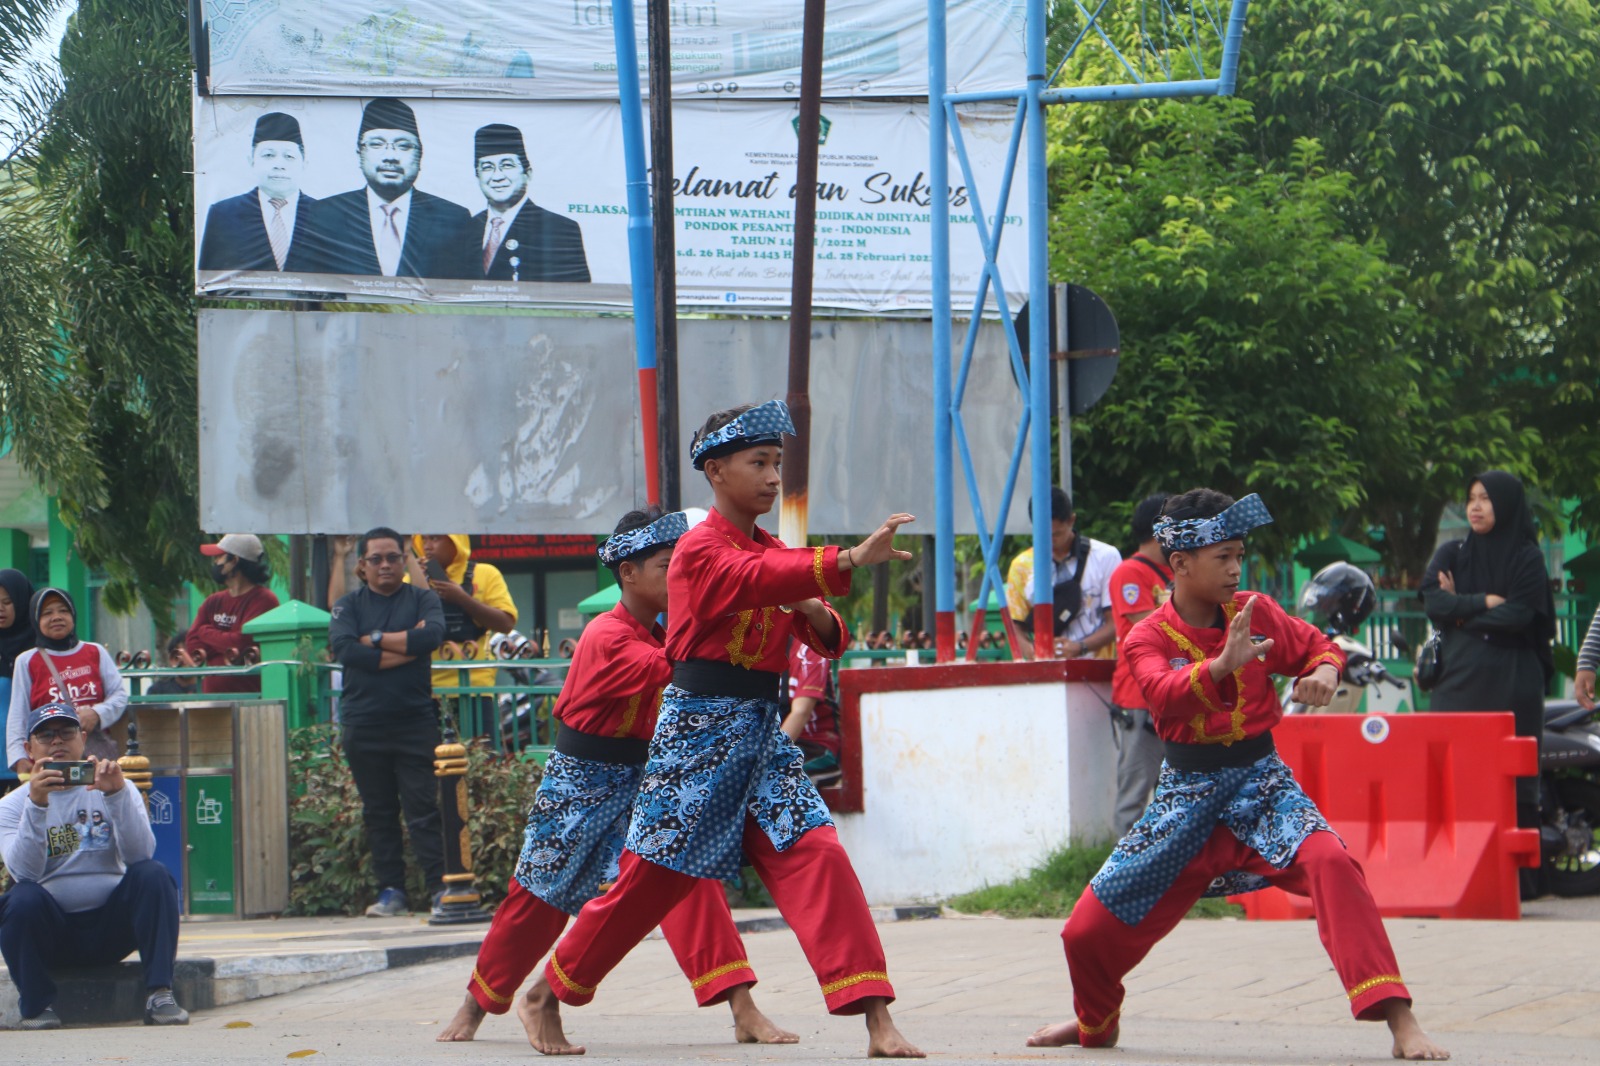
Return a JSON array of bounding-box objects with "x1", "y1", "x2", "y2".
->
[{"x1": 186, "y1": 535, "x2": 281, "y2": 696}]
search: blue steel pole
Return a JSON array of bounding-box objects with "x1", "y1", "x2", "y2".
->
[
  {"x1": 929, "y1": 0, "x2": 956, "y2": 662},
  {"x1": 1025, "y1": 0, "x2": 1054, "y2": 657},
  {"x1": 612, "y1": 0, "x2": 661, "y2": 504}
]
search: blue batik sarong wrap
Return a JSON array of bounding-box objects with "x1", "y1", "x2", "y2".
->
[
  {"x1": 1089, "y1": 751, "x2": 1332, "y2": 927},
  {"x1": 513, "y1": 751, "x2": 644, "y2": 916},
  {"x1": 624, "y1": 685, "x2": 833, "y2": 880}
]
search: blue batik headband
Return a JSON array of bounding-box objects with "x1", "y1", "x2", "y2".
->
[
  {"x1": 689, "y1": 399, "x2": 796, "y2": 469},
  {"x1": 598, "y1": 511, "x2": 689, "y2": 568},
  {"x1": 1153, "y1": 493, "x2": 1274, "y2": 551}
]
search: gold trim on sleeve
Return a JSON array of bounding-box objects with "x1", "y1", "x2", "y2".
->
[{"x1": 813, "y1": 545, "x2": 830, "y2": 595}]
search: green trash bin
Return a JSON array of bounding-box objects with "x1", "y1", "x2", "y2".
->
[{"x1": 126, "y1": 700, "x2": 289, "y2": 918}]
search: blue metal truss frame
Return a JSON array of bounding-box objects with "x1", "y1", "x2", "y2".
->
[{"x1": 929, "y1": 0, "x2": 1251, "y2": 659}]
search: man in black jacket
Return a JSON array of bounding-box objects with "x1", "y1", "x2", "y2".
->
[
  {"x1": 308, "y1": 98, "x2": 470, "y2": 279},
  {"x1": 459, "y1": 123, "x2": 590, "y2": 283},
  {"x1": 329, "y1": 527, "x2": 447, "y2": 918},
  {"x1": 197, "y1": 112, "x2": 320, "y2": 274}
]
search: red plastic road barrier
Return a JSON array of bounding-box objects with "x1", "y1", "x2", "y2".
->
[{"x1": 1231, "y1": 713, "x2": 1539, "y2": 921}]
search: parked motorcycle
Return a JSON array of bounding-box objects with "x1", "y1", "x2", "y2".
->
[
  {"x1": 1539, "y1": 699, "x2": 1600, "y2": 896},
  {"x1": 1283, "y1": 563, "x2": 1409, "y2": 715}
]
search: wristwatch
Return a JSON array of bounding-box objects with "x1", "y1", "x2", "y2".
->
[{"x1": 370, "y1": 629, "x2": 384, "y2": 647}]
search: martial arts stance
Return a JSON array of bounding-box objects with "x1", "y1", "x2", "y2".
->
[
  {"x1": 1029, "y1": 488, "x2": 1448, "y2": 1061},
  {"x1": 438, "y1": 510, "x2": 793, "y2": 1048},
  {"x1": 526, "y1": 401, "x2": 923, "y2": 1057}
]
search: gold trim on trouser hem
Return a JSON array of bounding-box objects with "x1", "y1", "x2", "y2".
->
[
  {"x1": 471, "y1": 967, "x2": 513, "y2": 1006},
  {"x1": 548, "y1": 954, "x2": 597, "y2": 996},
  {"x1": 820, "y1": 970, "x2": 890, "y2": 996},
  {"x1": 1079, "y1": 1008, "x2": 1119, "y2": 1037},
  {"x1": 1346, "y1": 974, "x2": 1405, "y2": 1000},
  {"x1": 690, "y1": 959, "x2": 752, "y2": 989}
]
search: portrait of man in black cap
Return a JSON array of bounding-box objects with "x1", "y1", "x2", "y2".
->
[
  {"x1": 307, "y1": 98, "x2": 470, "y2": 279},
  {"x1": 197, "y1": 111, "x2": 320, "y2": 273},
  {"x1": 458, "y1": 123, "x2": 590, "y2": 283}
]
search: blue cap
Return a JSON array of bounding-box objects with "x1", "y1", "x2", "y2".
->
[{"x1": 26, "y1": 700, "x2": 80, "y2": 736}]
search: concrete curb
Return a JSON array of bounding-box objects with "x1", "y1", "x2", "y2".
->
[{"x1": 3, "y1": 905, "x2": 942, "y2": 1028}]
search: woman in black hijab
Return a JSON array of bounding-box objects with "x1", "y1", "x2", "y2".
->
[
  {"x1": 0, "y1": 568, "x2": 36, "y2": 678},
  {"x1": 1421, "y1": 471, "x2": 1554, "y2": 834}
]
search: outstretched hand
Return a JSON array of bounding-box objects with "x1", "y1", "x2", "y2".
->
[
  {"x1": 845, "y1": 514, "x2": 916, "y2": 570},
  {"x1": 1214, "y1": 596, "x2": 1273, "y2": 675}
]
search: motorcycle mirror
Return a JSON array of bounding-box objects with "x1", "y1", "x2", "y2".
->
[{"x1": 1390, "y1": 629, "x2": 1411, "y2": 656}]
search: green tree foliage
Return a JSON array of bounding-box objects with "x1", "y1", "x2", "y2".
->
[
  {"x1": 1051, "y1": 97, "x2": 1419, "y2": 564},
  {"x1": 3, "y1": 1, "x2": 203, "y2": 615},
  {"x1": 1247, "y1": 0, "x2": 1600, "y2": 572},
  {"x1": 1051, "y1": 0, "x2": 1600, "y2": 575}
]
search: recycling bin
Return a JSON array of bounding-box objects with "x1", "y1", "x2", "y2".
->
[{"x1": 121, "y1": 701, "x2": 289, "y2": 918}]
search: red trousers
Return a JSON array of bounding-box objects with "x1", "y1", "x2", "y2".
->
[
  {"x1": 468, "y1": 876, "x2": 757, "y2": 1014},
  {"x1": 1062, "y1": 829, "x2": 1410, "y2": 1047},
  {"x1": 546, "y1": 822, "x2": 894, "y2": 1015}
]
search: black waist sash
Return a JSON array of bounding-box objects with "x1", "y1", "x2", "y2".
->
[
  {"x1": 554, "y1": 722, "x2": 649, "y2": 765},
  {"x1": 1163, "y1": 729, "x2": 1275, "y2": 773},
  {"x1": 672, "y1": 658, "x2": 782, "y2": 702}
]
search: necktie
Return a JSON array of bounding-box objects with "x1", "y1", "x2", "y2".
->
[
  {"x1": 268, "y1": 197, "x2": 289, "y2": 270},
  {"x1": 379, "y1": 204, "x2": 403, "y2": 275},
  {"x1": 483, "y1": 217, "x2": 505, "y2": 274}
]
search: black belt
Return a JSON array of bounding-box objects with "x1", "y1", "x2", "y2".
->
[
  {"x1": 1164, "y1": 729, "x2": 1275, "y2": 772},
  {"x1": 672, "y1": 659, "x2": 781, "y2": 702},
  {"x1": 554, "y1": 723, "x2": 649, "y2": 765}
]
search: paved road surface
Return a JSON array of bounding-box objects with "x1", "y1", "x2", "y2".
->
[{"x1": 9, "y1": 908, "x2": 1597, "y2": 1064}]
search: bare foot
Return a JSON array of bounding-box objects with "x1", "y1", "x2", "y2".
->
[
  {"x1": 862, "y1": 997, "x2": 925, "y2": 1058},
  {"x1": 727, "y1": 984, "x2": 799, "y2": 1044},
  {"x1": 517, "y1": 979, "x2": 586, "y2": 1055},
  {"x1": 1386, "y1": 1002, "x2": 1449, "y2": 1061},
  {"x1": 1025, "y1": 1018, "x2": 1119, "y2": 1048},
  {"x1": 436, "y1": 994, "x2": 487, "y2": 1041}
]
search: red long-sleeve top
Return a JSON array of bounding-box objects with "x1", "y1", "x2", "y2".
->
[
  {"x1": 1123, "y1": 592, "x2": 1344, "y2": 746},
  {"x1": 665, "y1": 507, "x2": 852, "y2": 671},
  {"x1": 186, "y1": 585, "x2": 280, "y2": 694},
  {"x1": 553, "y1": 603, "x2": 673, "y2": 740}
]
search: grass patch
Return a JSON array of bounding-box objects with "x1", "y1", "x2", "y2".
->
[{"x1": 946, "y1": 842, "x2": 1244, "y2": 920}]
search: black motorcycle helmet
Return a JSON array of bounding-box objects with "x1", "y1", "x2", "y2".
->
[{"x1": 1298, "y1": 562, "x2": 1377, "y2": 636}]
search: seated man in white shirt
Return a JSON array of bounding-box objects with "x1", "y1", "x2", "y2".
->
[{"x1": 0, "y1": 702, "x2": 186, "y2": 1029}]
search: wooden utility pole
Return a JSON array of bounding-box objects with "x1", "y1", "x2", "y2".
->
[
  {"x1": 648, "y1": 0, "x2": 681, "y2": 508},
  {"x1": 779, "y1": 0, "x2": 826, "y2": 548}
]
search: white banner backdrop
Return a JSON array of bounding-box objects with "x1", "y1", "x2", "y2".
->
[
  {"x1": 199, "y1": 0, "x2": 1026, "y2": 99},
  {"x1": 194, "y1": 95, "x2": 1027, "y2": 313}
]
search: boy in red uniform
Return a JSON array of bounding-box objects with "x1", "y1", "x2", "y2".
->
[
  {"x1": 1105, "y1": 493, "x2": 1171, "y2": 835},
  {"x1": 526, "y1": 400, "x2": 923, "y2": 1058},
  {"x1": 437, "y1": 509, "x2": 793, "y2": 1049},
  {"x1": 1029, "y1": 488, "x2": 1448, "y2": 1061}
]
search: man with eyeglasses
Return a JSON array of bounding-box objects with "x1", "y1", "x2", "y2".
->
[
  {"x1": 458, "y1": 123, "x2": 590, "y2": 283},
  {"x1": 0, "y1": 701, "x2": 187, "y2": 1028},
  {"x1": 327, "y1": 527, "x2": 448, "y2": 919},
  {"x1": 309, "y1": 98, "x2": 469, "y2": 279}
]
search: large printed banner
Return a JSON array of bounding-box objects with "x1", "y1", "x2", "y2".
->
[
  {"x1": 200, "y1": 0, "x2": 1026, "y2": 99},
  {"x1": 194, "y1": 94, "x2": 1026, "y2": 313}
]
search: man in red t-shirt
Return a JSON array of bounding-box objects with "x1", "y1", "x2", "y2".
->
[
  {"x1": 1106, "y1": 494, "x2": 1172, "y2": 835},
  {"x1": 187, "y1": 535, "x2": 281, "y2": 694}
]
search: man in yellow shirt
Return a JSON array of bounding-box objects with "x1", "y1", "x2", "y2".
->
[{"x1": 407, "y1": 535, "x2": 518, "y2": 694}]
